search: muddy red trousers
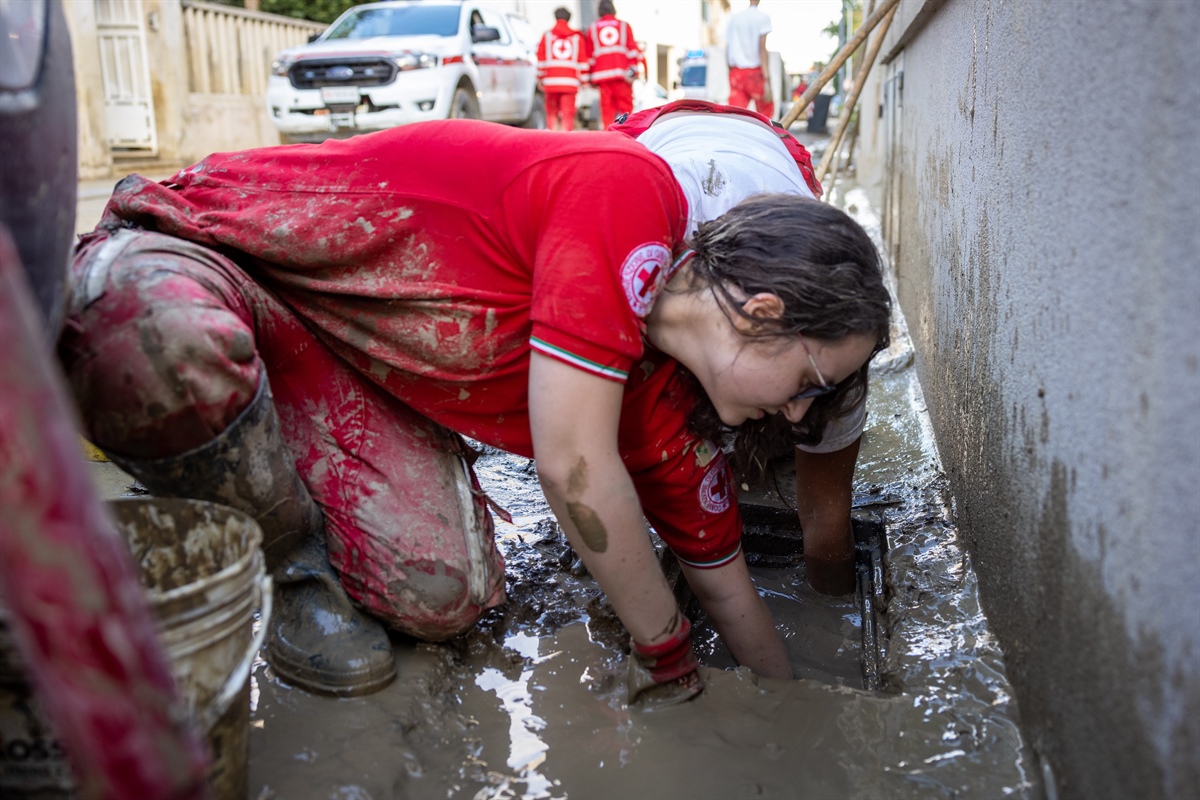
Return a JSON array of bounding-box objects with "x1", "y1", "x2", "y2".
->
[{"x1": 58, "y1": 228, "x2": 507, "y2": 641}]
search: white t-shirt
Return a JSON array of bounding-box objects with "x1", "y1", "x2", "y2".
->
[
  {"x1": 636, "y1": 113, "x2": 863, "y2": 453},
  {"x1": 635, "y1": 114, "x2": 814, "y2": 237},
  {"x1": 726, "y1": 6, "x2": 772, "y2": 69}
]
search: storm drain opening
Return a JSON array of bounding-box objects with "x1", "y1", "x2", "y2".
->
[{"x1": 661, "y1": 503, "x2": 888, "y2": 692}]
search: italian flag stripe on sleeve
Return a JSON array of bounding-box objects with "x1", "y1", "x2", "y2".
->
[
  {"x1": 674, "y1": 542, "x2": 743, "y2": 570},
  {"x1": 530, "y1": 337, "x2": 629, "y2": 381}
]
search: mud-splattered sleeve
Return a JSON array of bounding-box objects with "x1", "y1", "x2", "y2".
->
[{"x1": 617, "y1": 356, "x2": 743, "y2": 568}]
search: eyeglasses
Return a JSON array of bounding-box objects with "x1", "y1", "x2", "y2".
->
[{"x1": 792, "y1": 335, "x2": 837, "y2": 400}]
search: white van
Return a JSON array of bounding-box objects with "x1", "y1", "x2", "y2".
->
[{"x1": 266, "y1": 1, "x2": 543, "y2": 143}]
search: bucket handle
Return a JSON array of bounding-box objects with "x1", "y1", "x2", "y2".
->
[{"x1": 195, "y1": 574, "x2": 273, "y2": 734}]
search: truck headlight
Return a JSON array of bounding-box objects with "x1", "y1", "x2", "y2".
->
[
  {"x1": 270, "y1": 56, "x2": 294, "y2": 77},
  {"x1": 394, "y1": 52, "x2": 438, "y2": 71}
]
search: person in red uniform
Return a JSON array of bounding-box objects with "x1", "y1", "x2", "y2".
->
[
  {"x1": 585, "y1": 0, "x2": 642, "y2": 126},
  {"x1": 537, "y1": 7, "x2": 589, "y2": 131},
  {"x1": 58, "y1": 121, "x2": 891, "y2": 705}
]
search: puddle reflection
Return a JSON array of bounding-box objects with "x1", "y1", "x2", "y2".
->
[{"x1": 473, "y1": 633, "x2": 563, "y2": 799}]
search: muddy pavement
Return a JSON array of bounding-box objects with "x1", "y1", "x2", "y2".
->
[{"x1": 83, "y1": 183, "x2": 1042, "y2": 798}]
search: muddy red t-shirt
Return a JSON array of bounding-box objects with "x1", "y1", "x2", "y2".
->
[{"x1": 103, "y1": 120, "x2": 742, "y2": 568}]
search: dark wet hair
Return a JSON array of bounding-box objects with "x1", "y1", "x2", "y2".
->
[
  {"x1": 554, "y1": 7, "x2": 571, "y2": 21},
  {"x1": 598, "y1": 1, "x2": 616, "y2": 17},
  {"x1": 681, "y1": 194, "x2": 892, "y2": 481}
]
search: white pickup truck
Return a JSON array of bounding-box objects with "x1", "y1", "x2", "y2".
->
[{"x1": 267, "y1": 0, "x2": 543, "y2": 143}]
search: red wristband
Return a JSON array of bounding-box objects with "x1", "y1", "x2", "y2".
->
[{"x1": 631, "y1": 617, "x2": 699, "y2": 684}]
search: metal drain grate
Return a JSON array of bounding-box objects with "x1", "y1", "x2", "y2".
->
[{"x1": 662, "y1": 506, "x2": 887, "y2": 691}]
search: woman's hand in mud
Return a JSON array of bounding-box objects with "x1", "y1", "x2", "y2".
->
[
  {"x1": 627, "y1": 615, "x2": 704, "y2": 709},
  {"x1": 627, "y1": 657, "x2": 705, "y2": 710}
]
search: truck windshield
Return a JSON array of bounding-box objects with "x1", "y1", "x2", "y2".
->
[
  {"x1": 325, "y1": 5, "x2": 460, "y2": 39},
  {"x1": 680, "y1": 64, "x2": 707, "y2": 87}
]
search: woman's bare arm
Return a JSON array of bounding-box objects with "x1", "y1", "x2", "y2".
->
[
  {"x1": 794, "y1": 437, "x2": 861, "y2": 595},
  {"x1": 527, "y1": 352, "x2": 681, "y2": 645},
  {"x1": 680, "y1": 555, "x2": 790, "y2": 679}
]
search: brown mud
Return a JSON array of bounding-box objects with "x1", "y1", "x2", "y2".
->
[{"x1": 82, "y1": 186, "x2": 1044, "y2": 800}]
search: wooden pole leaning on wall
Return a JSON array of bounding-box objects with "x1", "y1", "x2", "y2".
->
[
  {"x1": 816, "y1": 2, "x2": 898, "y2": 187},
  {"x1": 780, "y1": 0, "x2": 901, "y2": 130}
]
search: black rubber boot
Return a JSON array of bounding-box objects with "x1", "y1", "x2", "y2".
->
[{"x1": 106, "y1": 376, "x2": 396, "y2": 697}]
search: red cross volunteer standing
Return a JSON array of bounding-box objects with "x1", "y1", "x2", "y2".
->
[
  {"x1": 58, "y1": 119, "x2": 891, "y2": 707},
  {"x1": 585, "y1": 0, "x2": 643, "y2": 127},
  {"x1": 537, "y1": 7, "x2": 589, "y2": 131}
]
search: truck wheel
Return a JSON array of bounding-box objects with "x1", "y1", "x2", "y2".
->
[
  {"x1": 521, "y1": 92, "x2": 546, "y2": 129},
  {"x1": 450, "y1": 87, "x2": 480, "y2": 120}
]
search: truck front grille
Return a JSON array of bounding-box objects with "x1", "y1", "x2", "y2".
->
[{"x1": 289, "y1": 59, "x2": 398, "y2": 89}]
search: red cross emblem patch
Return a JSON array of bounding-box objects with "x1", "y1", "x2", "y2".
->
[
  {"x1": 620, "y1": 243, "x2": 671, "y2": 316},
  {"x1": 699, "y1": 453, "x2": 731, "y2": 514}
]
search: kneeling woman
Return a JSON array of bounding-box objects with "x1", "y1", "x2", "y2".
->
[{"x1": 59, "y1": 120, "x2": 890, "y2": 703}]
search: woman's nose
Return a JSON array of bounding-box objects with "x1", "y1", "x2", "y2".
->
[{"x1": 782, "y1": 397, "x2": 813, "y2": 424}]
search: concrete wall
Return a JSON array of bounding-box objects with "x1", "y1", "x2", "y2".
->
[{"x1": 856, "y1": 0, "x2": 1200, "y2": 797}]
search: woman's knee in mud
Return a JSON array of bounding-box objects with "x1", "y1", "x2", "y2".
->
[
  {"x1": 58, "y1": 252, "x2": 262, "y2": 456},
  {"x1": 341, "y1": 558, "x2": 487, "y2": 641}
]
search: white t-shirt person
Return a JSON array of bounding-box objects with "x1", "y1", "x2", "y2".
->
[
  {"x1": 726, "y1": 3, "x2": 772, "y2": 70},
  {"x1": 635, "y1": 113, "x2": 814, "y2": 235}
]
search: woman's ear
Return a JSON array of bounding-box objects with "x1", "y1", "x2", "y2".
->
[{"x1": 733, "y1": 293, "x2": 786, "y2": 334}]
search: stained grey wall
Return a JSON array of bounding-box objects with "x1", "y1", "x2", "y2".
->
[{"x1": 856, "y1": 0, "x2": 1200, "y2": 797}]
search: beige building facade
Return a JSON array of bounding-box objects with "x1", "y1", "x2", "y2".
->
[{"x1": 63, "y1": 0, "x2": 321, "y2": 179}]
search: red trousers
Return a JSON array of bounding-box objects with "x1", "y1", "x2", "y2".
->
[
  {"x1": 544, "y1": 90, "x2": 577, "y2": 131},
  {"x1": 58, "y1": 229, "x2": 506, "y2": 640},
  {"x1": 728, "y1": 68, "x2": 774, "y2": 119},
  {"x1": 598, "y1": 80, "x2": 634, "y2": 127}
]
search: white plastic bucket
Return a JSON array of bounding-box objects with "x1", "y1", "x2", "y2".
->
[{"x1": 0, "y1": 497, "x2": 270, "y2": 800}]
